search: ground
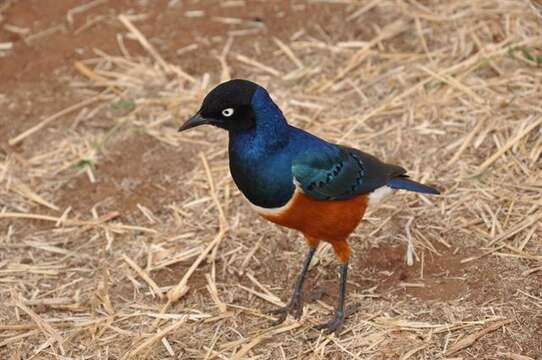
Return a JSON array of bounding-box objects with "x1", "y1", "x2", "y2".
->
[{"x1": 1, "y1": 0, "x2": 541, "y2": 359}]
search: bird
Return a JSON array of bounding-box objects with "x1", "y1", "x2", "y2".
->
[{"x1": 179, "y1": 79, "x2": 440, "y2": 333}]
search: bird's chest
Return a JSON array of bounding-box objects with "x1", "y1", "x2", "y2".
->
[
  {"x1": 254, "y1": 189, "x2": 369, "y2": 241},
  {"x1": 228, "y1": 143, "x2": 295, "y2": 208}
]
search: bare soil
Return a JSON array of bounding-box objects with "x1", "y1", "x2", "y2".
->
[{"x1": 1, "y1": 0, "x2": 541, "y2": 359}]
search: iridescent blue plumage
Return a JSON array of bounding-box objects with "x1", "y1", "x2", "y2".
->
[
  {"x1": 228, "y1": 87, "x2": 329, "y2": 208},
  {"x1": 227, "y1": 85, "x2": 434, "y2": 208}
]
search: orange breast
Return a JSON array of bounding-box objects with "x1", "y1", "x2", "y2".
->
[{"x1": 260, "y1": 190, "x2": 368, "y2": 242}]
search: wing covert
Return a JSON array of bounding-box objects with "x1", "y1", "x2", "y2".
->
[{"x1": 292, "y1": 145, "x2": 405, "y2": 200}]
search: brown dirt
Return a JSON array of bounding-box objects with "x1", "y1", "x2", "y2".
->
[
  {"x1": 1, "y1": 0, "x2": 541, "y2": 359},
  {"x1": 1, "y1": 0, "x2": 331, "y2": 146},
  {"x1": 57, "y1": 133, "x2": 197, "y2": 213},
  {"x1": 296, "y1": 244, "x2": 539, "y2": 307}
]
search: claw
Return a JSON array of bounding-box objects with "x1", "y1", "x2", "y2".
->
[
  {"x1": 268, "y1": 296, "x2": 304, "y2": 325},
  {"x1": 315, "y1": 313, "x2": 345, "y2": 334},
  {"x1": 269, "y1": 306, "x2": 289, "y2": 326}
]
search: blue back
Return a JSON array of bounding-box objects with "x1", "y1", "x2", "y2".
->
[{"x1": 227, "y1": 86, "x2": 427, "y2": 209}]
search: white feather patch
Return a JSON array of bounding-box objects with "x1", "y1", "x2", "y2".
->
[
  {"x1": 244, "y1": 189, "x2": 297, "y2": 217},
  {"x1": 368, "y1": 186, "x2": 395, "y2": 206}
]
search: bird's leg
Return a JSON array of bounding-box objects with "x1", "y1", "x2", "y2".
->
[
  {"x1": 270, "y1": 246, "x2": 316, "y2": 325},
  {"x1": 316, "y1": 261, "x2": 348, "y2": 334}
]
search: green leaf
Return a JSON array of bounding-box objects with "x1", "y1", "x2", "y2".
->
[
  {"x1": 112, "y1": 99, "x2": 136, "y2": 111},
  {"x1": 76, "y1": 159, "x2": 93, "y2": 169}
]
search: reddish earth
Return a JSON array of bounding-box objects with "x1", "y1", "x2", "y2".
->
[
  {"x1": 1, "y1": 1, "x2": 540, "y2": 358},
  {"x1": 0, "y1": 0, "x2": 344, "y2": 145},
  {"x1": 0, "y1": 0, "x2": 348, "y2": 216},
  {"x1": 57, "y1": 134, "x2": 197, "y2": 213}
]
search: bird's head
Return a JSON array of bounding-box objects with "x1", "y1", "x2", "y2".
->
[{"x1": 179, "y1": 79, "x2": 260, "y2": 133}]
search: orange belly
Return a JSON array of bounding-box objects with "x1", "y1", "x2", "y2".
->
[{"x1": 260, "y1": 190, "x2": 368, "y2": 242}]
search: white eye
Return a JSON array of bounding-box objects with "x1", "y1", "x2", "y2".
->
[{"x1": 222, "y1": 108, "x2": 234, "y2": 117}]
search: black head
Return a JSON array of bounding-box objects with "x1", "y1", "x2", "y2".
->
[{"x1": 179, "y1": 79, "x2": 259, "y2": 132}]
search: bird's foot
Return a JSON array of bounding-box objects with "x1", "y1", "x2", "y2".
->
[
  {"x1": 269, "y1": 295, "x2": 304, "y2": 325},
  {"x1": 315, "y1": 313, "x2": 345, "y2": 334}
]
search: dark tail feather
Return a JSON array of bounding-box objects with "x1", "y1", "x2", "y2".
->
[{"x1": 388, "y1": 176, "x2": 440, "y2": 194}]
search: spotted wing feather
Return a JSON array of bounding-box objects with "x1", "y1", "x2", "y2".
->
[{"x1": 292, "y1": 145, "x2": 406, "y2": 201}]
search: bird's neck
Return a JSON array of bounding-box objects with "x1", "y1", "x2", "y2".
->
[
  {"x1": 228, "y1": 87, "x2": 289, "y2": 152},
  {"x1": 227, "y1": 87, "x2": 295, "y2": 208}
]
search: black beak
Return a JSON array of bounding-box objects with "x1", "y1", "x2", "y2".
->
[{"x1": 178, "y1": 113, "x2": 210, "y2": 132}]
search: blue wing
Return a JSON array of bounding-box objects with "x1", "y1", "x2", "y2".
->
[{"x1": 292, "y1": 145, "x2": 407, "y2": 200}]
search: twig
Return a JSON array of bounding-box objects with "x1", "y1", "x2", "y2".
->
[
  {"x1": 123, "y1": 317, "x2": 187, "y2": 359},
  {"x1": 9, "y1": 95, "x2": 105, "y2": 146},
  {"x1": 446, "y1": 319, "x2": 513, "y2": 355},
  {"x1": 122, "y1": 254, "x2": 164, "y2": 299},
  {"x1": 474, "y1": 116, "x2": 542, "y2": 175},
  {"x1": 118, "y1": 14, "x2": 195, "y2": 83}
]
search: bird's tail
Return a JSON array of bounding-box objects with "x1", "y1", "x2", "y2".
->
[{"x1": 387, "y1": 176, "x2": 440, "y2": 194}]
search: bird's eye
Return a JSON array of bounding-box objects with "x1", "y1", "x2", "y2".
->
[{"x1": 222, "y1": 108, "x2": 234, "y2": 117}]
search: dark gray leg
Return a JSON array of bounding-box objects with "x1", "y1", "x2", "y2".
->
[
  {"x1": 316, "y1": 261, "x2": 348, "y2": 333},
  {"x1": 270, "y1": 247, "x2": 316, "y2": 325}
]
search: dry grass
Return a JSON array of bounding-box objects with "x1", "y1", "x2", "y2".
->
[{"x1": 1, "y1": 0, "x2": 541, "y2": 359}]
